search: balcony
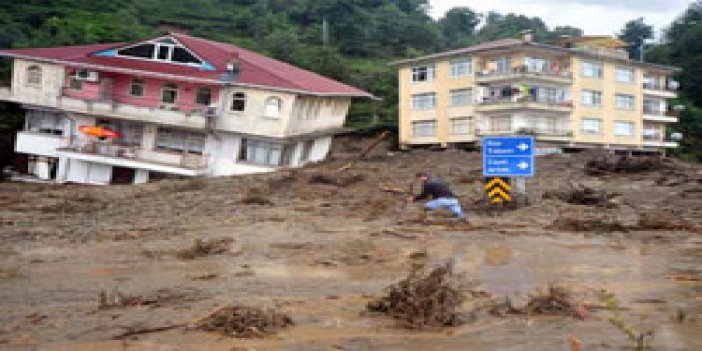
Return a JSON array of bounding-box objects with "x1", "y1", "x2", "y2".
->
[
  {"x1": 476, "y1": 65, "x2": 573, "y2": 84},
  {"x1": 59, "y1": 87, "x2": 210, "y2": 130},
  {"x1": 643, "y1": 82, "x2": 677, "y2": 98},
  {"x1": 477, "y1": 96, "x2": 573, "y2": 113},
  {"x1": 642, "y1": 133, "x2": 678, "y2": 148},
  {"x1": 477, "y1": 126, "x2": 572, "y2": 140},
  {"x1": 642, "y1": 108, "x2": 679, "y2": 123},
  {"x1": 15, "y1": 132, "x2": 67, "y2": 158},
  {"x1": 58, "y1": 141, "x2": 209, "y2": 176}
]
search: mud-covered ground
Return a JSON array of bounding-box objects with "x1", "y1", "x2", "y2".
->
[{"x1": 1, "y1": 138, "x2": 701, "y2": 351}]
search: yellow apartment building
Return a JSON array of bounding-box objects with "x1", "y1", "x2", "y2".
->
[{"x1": 392, "y1": 35, "x2": 681, "y2": 153}]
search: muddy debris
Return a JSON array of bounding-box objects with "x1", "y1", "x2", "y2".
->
[
  {"x1": 585, "y1": 155, "x2": 671, "y2": 176},
  {"x1": 308, "y1": 172, "x2": 365, "y2": 187},
  {"x1": 490, "y1": 286, "x2": 589, "y2": 319},
  {"x1": 543, "y1": 183, "x2": 617, "y2": 207},
  {"x1": 98, "y1": 287, "x2": 199, "y2": 310},
  {"x1": 195, "y1": 305, "x2": 293, "y2": 338},
  {"x1": 366, "y1": 263, "x2": 466, "y2": 329},
  {"x1": 176, "y1": 237, "x2": 235, "y2": 260},
  {"x1": 636, "y1": 210, "x2": 698, "y2": 231},
  {"x1": 549, "y1": 210, "x2": 628, "y2": 233}
]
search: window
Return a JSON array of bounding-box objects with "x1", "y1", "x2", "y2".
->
[
  {"x1": 196, "y1": 88, "x2": 212, "y2": 106},
  {"x1": 411, "y1": 65, "x2": 436, "y2": 83},
  {"x1": 411, "y1": 120, "x2": 437, "y2": 137},
  {"x1": 239, "y1": 138, "x2": 294, "y2": 166},
  {"x1": 582, "y1": 61, "x2": 603, "y2": 78},
  {"x1": 644, "y1": 99, "x2": 664, "y2": 114},
  {"x1": 450, "y1": 89, "x2": 472, "y2": 107},
  {"x1": 129, "y1": 79, "x2": 145, "y2": 97},
  {"x1": 264, "y1": 96, "x2": 283, "y2": 118},
  {"x1": 450, "y1": 118, "x2": 472, "y2": 134},
  {"x1": 26, "y1": 65, "x2": 42, "y2": 86},
  {"x1": 115, "y1": 37, "x2": 204, "y2": 66},
  {"x1": 581, "y1": 118, "x2": 602, "y2": 134},
  {"x1": 411, "y1": 93, "x2": 436, "y2": 110},
  {"x1": 26, "y1": 110, "x2": 63, "y2": 135},
  {"x1": 68, "y1": 78, "x2": 83, "y2": 91},
  {"x1": 490, "y1": 116, "x2": 512, "y2": 132},
  {"x1": 450, "y1": 58, "x2": 472, "y2": 77},
  {"x1": 614, "y1": 121, "x2": 635, "y2": 137},
  {"x1": 300, "y1": 140, "x2": 314, "y2": 163},
  {"x1": 97, "y1": 119, "x2": 143, "y2": 146},
  {"x1": 118, "y1": 44, "x2": 156, "y2": 59},
  {"x1": 581, "y1": 90, "x2": 602, "y2": 106},
  {"x1": 156, "y1": 128, "x2": 206, "y2": 154},
  {"x1": 230, "y1": 92, "x2": 246, "y2": 112},
  {"x1": 525, "y1": 57, "x2": 548, "y2": 73},
  {"x1": 161, "y1": 83, "x2": 178, "y2": 104},
  {"x1": 615, "y1": 67, "x2": 635, "y2": 83},
  {"x1": 615, "y1": 94, "x2": 635, "y2": 110},
  {"x1": 495, "y1": 57, "x2": 511, "y2": 73}
]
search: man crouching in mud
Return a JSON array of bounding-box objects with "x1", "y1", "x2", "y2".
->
[{"x1": 407, "y1": 172, "x2": 468, "y2": 222}]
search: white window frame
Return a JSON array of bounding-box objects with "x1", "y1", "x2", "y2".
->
[
  {"x1": 160, "y1": 83, "x2": 179, "y2": 105},
  {"x1": 411, "y1": 120, "x2": 437, "y2": 137},
  {"x1": 615, "y1": 94, "x2": 636, "y2": 110},
  {"x1": 230, "y1": 92, "x2": 246, "y2": 112},
  {"x1": 581, "y1": 118, "x2": 602, "y2": 134},
  {"x1": 155, "y1": 128, "x2": 206, "y2": 154},
  {"x1": 581, "y1": 90, "x2": 602, "y2": 106},
  {"x1": 239, "y1": 138, "x2": 294, "y2": 167},
  {"x1": 582, "y1": 61, "x2": 603, "y2": 79},
  {"x1": 114, "y1": 36, "x2": 206, "y2": 68},
  {"x1": 26, "y1": 65, "x2": 42, "y2": 86},
  {"x1": 264, "y1": 96, "x2": 283, "y2": 118},
  {"x1": 411, "y1": 93, "x2": 437, "y2": 110},
  {"x1": 450, "y1": 89, "x2": 472, "y2": 107},
  {"x1": 525, "y1": 57, "x2": 548, "y2": 73},
  {"x1": 195, "y1": 87, "x2": 212, "y2": 106},
  {"x1": 450, "y1": 58, "x2": 472, "y2": 78},
  {"x1": 450, "y1": 117, "x2": 472, "y2": 135},
  {"x1": 495, "y1": 57, "x2": 511, "y2": 73},
  {"x1": 490, "y1": 115, "x2": 513, "y2": 133},
  {"x1": 411, "y1": 65, "x2": 436, "y2": 83},
  {"x1": 614, "y1": 121, "x2": 635, "y2": 137},
  {"x1": 615, "y1": 67, "x2": 635, "y2": 83},
  {"x1": 26, "y1": 110, "x2": 63, "y2": 135}
]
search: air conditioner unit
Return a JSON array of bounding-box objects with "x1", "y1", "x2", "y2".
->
[
  {"x1": 205, "y1": 105, "x2": 218, "y2": 117},
  {"x1": 75, "y1": 69, "x2": 99, "y2": 82}
]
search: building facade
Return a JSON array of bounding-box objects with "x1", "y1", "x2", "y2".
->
[
  {"x1": 393, "y1": 35, "x2": 680, "y2": 152},
  {"x1": 0, "y1": 33, "x2": 370, "y2": 184}
]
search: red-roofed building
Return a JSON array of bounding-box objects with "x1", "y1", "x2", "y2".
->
[{"x1": 0, "y1": 33, "x2": 371, "y2": 184}]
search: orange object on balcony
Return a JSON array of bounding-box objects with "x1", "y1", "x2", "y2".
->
[{"x1": 78, "y1": 125, "x2": 120, "y2": 139}]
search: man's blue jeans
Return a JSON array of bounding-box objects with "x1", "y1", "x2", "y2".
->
[{"x1": 425, "y1": 197, "x2": 466, "y2": 219}]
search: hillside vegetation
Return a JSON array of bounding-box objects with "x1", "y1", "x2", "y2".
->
[{"x1": 0, "y1": 0, "x2": 701, "y2": 159}]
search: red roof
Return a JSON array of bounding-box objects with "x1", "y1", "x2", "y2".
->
[{"x1": 0, "y1": 33, "x2": 371, "y2": 97}]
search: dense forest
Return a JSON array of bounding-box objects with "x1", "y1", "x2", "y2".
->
[{"x1": 0, "y1": 0, "x2": 701, "y2": 160}]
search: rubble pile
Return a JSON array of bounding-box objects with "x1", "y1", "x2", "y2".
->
[
  {"x1": 195, "y1": 305, "x2": 293, "y2": 338},
  {"x1": 543, "y1": 184, "x2": 616, "y2": 207},
  {"x1": 585, "y1": 155, "x2": 671, "y2": 176},
  {"x1": 366, "y1": 263, "x2": 465, "y2": 329}
]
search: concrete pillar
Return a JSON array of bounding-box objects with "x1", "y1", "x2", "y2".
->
[
  {"x1": 56, "y1": 157, "x2": 69, "y2": 183},
  {"x1": 134, "y1": 169, "x2": 149, "y2": 184}
]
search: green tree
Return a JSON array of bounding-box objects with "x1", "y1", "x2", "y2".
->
[
  {"x1": 618, "y1": 17, "x2": 653, "y2": 60},
  {"x1": 438, "y1": 7, "x2": 481, "y2": 48}
]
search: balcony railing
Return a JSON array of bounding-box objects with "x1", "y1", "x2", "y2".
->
[
  {"x1": 476, "y1": 65, "x2": 573, "y2": 80},
  {"x1": 57, "y1": 91, "x2": 210, "y2": 130},
  {"x1": 643, "y1": 82, "x2": 678, "y2": 92},
  {"x1": 477, "y1": 126, "x2": 572, "y2": 137},
  {"x1": 479, "y1": 96, "x2": 574, "y2": 109},
  {"x1": 60, "y1": 141, "x2": 208, "y2": 170}
]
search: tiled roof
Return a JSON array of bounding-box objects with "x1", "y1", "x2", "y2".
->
[
  {"x1": 391, "y1": 39, "x2": 525, "y2": 66},
  {"x1": 0, "y1": 33, "x2": 372, "y2": 97}
]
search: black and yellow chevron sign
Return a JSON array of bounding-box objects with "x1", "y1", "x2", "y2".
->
[{"x1": 484, "y1": 177, "x2": 512, "y2": 204}]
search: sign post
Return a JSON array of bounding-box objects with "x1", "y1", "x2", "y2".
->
[{"x1": 482, "y1": 136, "x2": 535, "y2": 205}]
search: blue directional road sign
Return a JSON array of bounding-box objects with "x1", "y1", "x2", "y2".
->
[{"x1": 482, "y1": 136, "x2": 535, "y2": 177}]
